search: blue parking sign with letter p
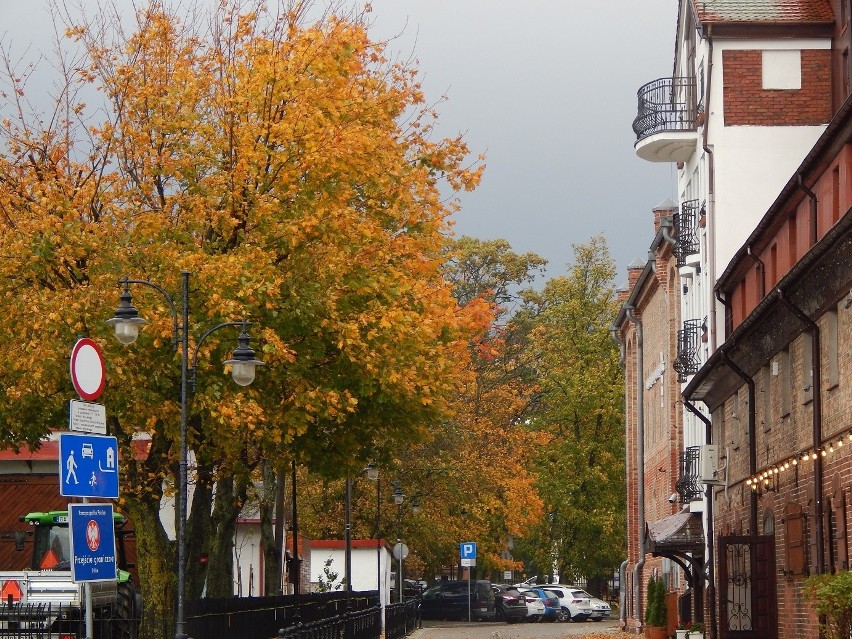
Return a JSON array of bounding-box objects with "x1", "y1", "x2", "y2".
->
[{"x1": 460, "y1": 541, "x2": 477, "y2": 559}]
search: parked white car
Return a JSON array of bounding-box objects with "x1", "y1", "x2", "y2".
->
[
  {"x1": 577, "y1": 589, "x2": 612, "y2": 620},
  {"x1": 518, "y1": 590, "x2": 546, "y2": 621},
  {"x1": 545, "y1": 584, "x2": 592, "y2": 622}
]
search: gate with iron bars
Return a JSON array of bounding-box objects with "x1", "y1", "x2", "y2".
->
[{"x1": 717, "y1": 535, "x2": 777, "y2": 639}]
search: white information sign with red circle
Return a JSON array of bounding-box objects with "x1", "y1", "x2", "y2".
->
[{"x1": 70, "y1": 338, "x2": 106, "y2": 401}]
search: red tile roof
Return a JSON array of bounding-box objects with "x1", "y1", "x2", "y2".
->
[
  {"x1": 694, "y1": 0, "x2": 834, "y2": 23},
  {"x1": 0, "y1": 438, "x2": 152, "y2": 462}
]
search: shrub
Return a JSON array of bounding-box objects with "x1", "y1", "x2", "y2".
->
[
  {"x1": 804, "y1": 571, "x2": 852, "y2": 639},
  {"x1": 644, "y1": 576, "x2": 668, "y2": 627}
]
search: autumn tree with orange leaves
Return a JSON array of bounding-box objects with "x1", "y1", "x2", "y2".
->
[
  {"x1": 0, "y1": 2, "x2": 487, "y2": 635},
  {"x1": 293, "y1": 238, "x2": 549, "y2": 580}
]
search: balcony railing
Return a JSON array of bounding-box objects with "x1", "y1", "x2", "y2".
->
[
  {"x1": 674, "y1": 199, "x2": 701, "y2": 267},
  {"x1": 674, "y1": 318, "x2": 703, "y2": 382},
  {"x1": 633, "y1": 77, "x2": 698, "y2": 141},
  {"x1": 676, "y1": 446, "x2": 704, "y2": 503}
]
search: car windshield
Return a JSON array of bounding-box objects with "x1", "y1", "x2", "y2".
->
[{"x1": 32, "y1": 525, "x2": 71, "y2": 570}]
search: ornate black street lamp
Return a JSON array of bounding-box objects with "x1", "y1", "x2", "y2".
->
[{"x1": 107, "y1": 271, "x2": 263, "y2": 639}]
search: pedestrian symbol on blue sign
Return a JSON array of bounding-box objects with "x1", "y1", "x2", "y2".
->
[
  {"x1": 460, "y1": 542, "x2": 477, "y2": 559},
  {"x1": 59, "y1": 433, "x2": 119, "y2": 498}
]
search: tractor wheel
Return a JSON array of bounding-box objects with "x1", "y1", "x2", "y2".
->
[{"x1": 111, "y1": 581, "x2": 140, "y2": 639}]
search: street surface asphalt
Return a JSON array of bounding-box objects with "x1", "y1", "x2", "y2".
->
[{"x1": 413, "y1": 619, "x2": 627, "y2": 639}]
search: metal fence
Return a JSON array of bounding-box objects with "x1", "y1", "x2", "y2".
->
[
  {"x1": 274, "y1": 606, "x2": 381, "y2": 639},
  {"x1": 0, "y1": 591, "x2": 397, "y2": 639},
  {"x1": 384, "y1": 599, "x2": 420, "y2": 639},
  {"x1": 0, "y1": 600, "x2": 138, "y2": 639},
  {"x1": 187, "y1": 591, "x2": 379, "y2": 639}
]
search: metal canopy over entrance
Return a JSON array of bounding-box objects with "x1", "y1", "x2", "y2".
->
[{"x1": 645, "y1": 509, "x2": 706, "y2": 624}]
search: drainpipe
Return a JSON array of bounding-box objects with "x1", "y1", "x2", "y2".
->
[
  {"x1": 684, "y1": 400, "x2": 717, "y2": 639},
  {"x1": 713, "y1": 349, "x2": 769, "y2": 639},
  {"x1": 626, "y1": 306, "x2": 645, "y2": 629},
  {"x1": 611, "y1": 325, "x2": 630, "y2": 626},
  {"x1": 715, "y1": 290, "x2": 731, "y2": 343},
  {"x1": 659, "y1": 215, "x2": 679, "y2": 247},
  {"x1": 619, "y1": 559, "x2": 629, "y2": 626},
  {"x1": 796, "y1": 174, "x2": 819, "y2": 246},
  {"x1": 776, "y1": 289, "x2": 825, "y2": 575},
  {"x1": 746, "y1": 246, "x2": 766, "y2": 299},
  {"x1": 703, "y1": 27, "x2": 717, "y2": 351},
  {"x1": 718, "y1": 349, "x2": 757, "y2": 533}
]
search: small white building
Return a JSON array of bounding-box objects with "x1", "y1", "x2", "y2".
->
[{"x1": 310, "y1": 539, "x2": 394, "y2": 608}]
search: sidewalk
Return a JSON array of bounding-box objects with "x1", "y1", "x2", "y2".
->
[{"x1": 410, "y1": 620, "x2": 628, "y2": 639}]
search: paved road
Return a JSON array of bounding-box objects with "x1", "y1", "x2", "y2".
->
[{"x1": 412, "y1": 619, "x2": 626, "y2": 639}]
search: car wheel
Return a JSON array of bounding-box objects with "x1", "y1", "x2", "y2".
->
[{"x1": 557, "y1": 607, "x2": 571, "y2": 622}]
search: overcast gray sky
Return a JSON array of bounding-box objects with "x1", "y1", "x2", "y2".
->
[
  {"x1": 361, "y1": 0, "x2": 679, "y2": 283},
  {"x1": 2, "y1": 0, "x2": 678, "y2": 284}
]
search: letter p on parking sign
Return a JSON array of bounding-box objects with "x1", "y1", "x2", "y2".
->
[{"x1": 460, "y1": 542, "x2": 477, "y2": 559}]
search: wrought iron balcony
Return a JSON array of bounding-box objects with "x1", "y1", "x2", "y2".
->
[
  {"x1": 674, "y1": 199, "x2": 701, "y2": 267},
  {"x1": 676, "y1": 446, "x2": 704, "y2": 503},
  {"x1": 674, "y1": 318, "x2": 703, "y2": 382},
  {"x1": 633, "y1": 77, "x2": 698, "y2": 163}
]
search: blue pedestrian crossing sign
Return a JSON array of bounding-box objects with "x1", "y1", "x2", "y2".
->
[
  {"x1": 460, "y1": 542, "x2": 477, "y2": 559},
  {"x1": 59, "y1": 433, "x2": 119, "y2": 498},
  {"x1": 69, "y1": 503, "x2": 117, "y2": 583}
]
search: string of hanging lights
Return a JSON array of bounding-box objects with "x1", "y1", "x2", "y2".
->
[{"x1": 745, "y1": 431, "x2": 852, "y2": 492}]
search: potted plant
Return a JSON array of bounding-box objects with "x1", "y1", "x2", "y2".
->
[
  {"x1": 675, "y1": 623, "x2": 690, "y2": 639},
  {"x1": 804, "y1": 570, "x2": 852, "y2": 639},
  {"x1": 644, "y1": 576, "x2": 668, "y2": 639},
  {"x1": 687, "y1": 621, "x2": 705, "y2": 638}
]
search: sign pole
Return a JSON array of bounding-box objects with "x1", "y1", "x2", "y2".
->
[
  {"x1": 84, "y1": 498, "x2": 93, "y2": 639},
  {"x1": 468, "y1": 571, "x2": 471, "y2": 623}
]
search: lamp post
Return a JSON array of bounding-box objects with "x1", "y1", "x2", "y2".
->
[
  {"x1": 391, "y1": 482, "x2": 406, "y2": 603},
  {"x1": 344, "y1": 475, "x2": 353, "y2": 607},
  {"x1": 364, "y1": 464, "x2": 381, "y2": 609},
  {"x1": 107, "y1": 271, "x2": 263, "y2": 639}
]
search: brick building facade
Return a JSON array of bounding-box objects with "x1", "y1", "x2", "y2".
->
[
  {"x1": 614, "y1": 201, "x2": 696, "y2": 633},
  {"x1": 685, "y1": 98, "x2": 852, "y2": 639},
  {"x1": 627, "y1": 1, "x2": 847, "y2": 637}
]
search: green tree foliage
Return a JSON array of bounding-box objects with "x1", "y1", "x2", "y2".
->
[{"x1": 517, "y1": 236, "x2": 626, "y2": 582}]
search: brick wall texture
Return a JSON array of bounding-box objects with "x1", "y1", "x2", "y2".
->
[
  {"x1": 620, "y1": 234, "x2": 684, "y2": 633},
  {"x1": 723, "y1": 49, "x2": 832, "y2": 126},
  {"x1": 712, "y1": 301, "x2": 852, "y2": 638}
]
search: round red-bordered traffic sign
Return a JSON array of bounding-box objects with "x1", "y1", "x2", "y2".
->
[{"x1": 70, "y1": 338, "x2": 106, "y2": 401}]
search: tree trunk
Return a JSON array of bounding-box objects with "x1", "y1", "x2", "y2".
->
[
  {"x1": 205, "y1": 475, "x2": 248, "y2": 597},
  {"x1": 123, "y1": 495, "x2": 175, "y2": 639},
  {"x1": 185, "y1": 465, "x2": 215, "y2": 599},
  {"x1": 260, "y1": 460, "x2": 285, "y2": 596}
]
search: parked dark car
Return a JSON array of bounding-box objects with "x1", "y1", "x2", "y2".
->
[
  {"x1": 492, "y1": 585, "x2": 528, "y2": 623},
  {"x1": 420, "y1": 579, "x2": 496, "y2": 621}
]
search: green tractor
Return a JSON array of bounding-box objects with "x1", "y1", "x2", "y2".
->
[{"x1": 0, "y1": 510, "x2": 140, "y2": 639}]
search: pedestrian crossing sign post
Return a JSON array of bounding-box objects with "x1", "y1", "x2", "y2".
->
[{"x1": 59, "y1": 433, "x2": 119, "y2": 499}]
